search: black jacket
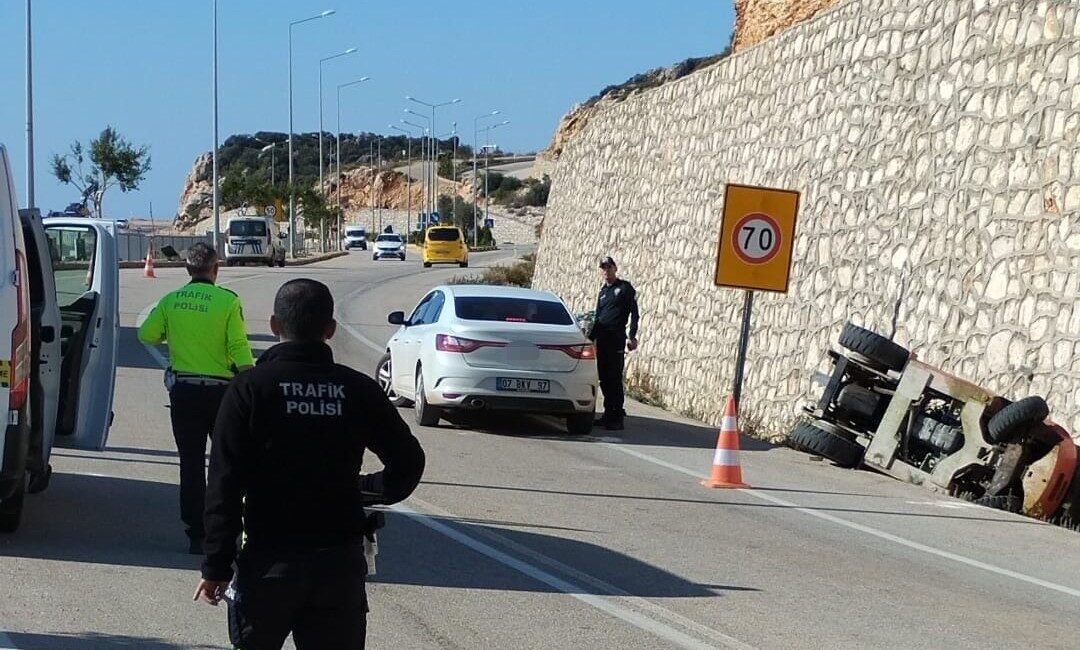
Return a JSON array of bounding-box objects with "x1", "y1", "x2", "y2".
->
[
  {"x1": 589, "y1": 279, "x2": 640, "y2": 341},
  {"x1": 202, "y1": 341, "x2": 425, "y2": 581}
]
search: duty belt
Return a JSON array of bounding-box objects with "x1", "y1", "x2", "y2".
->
[{"x1": 174, "y1": 372, "x2": 231, "y2": 387}]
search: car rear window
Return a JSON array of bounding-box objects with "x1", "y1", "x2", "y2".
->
[
  {"x1": 454, "y1": 297, "x2": 573, "y2": 325},
  {"x1": 376, "y1": 234, "x2": 401, "y2": 242},
  {"x1": 229, "y1": 221, "x2": 267, "y2": 237},
  {"x1": 427, "y1": 228, "x2": 461, "y2": 242}
]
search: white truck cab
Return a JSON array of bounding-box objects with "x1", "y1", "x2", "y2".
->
[
  {"x1": 225, "y1": 215, "x2": 286, "y2": 267},
  {"x1": 1, "y1": 144, "x2": 120, "y2": 532}
]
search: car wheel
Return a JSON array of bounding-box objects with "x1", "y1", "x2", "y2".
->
[
  {"x1": 414, "y1": 369, "x2": 441, "y2": 427},
  {"x1": 838, "y1": 322, "x2": 909, "y2": 372},
  {"x1": 566, "y1": 413, "x2": 594, "y2": 436},
  {"x1": 459, "y1": 260, "x2": 469, "y2": 268},
  {"x1": 987, "y1": 396, "x2": 1049, "y2": 444},
  {"x1": 372, "y1": 254, "x2": 378, "y2": 261},
  {"x1": 787, "y1": 420, "x2": 865, "y2": 468},
  {"x1": 0, "y1": 476, "x2": 26, "y2": 533},
  {"x1": 400, "y1": 254, "x2": 406, "y2": 261},
  {"x1": 376, "y1": 353, "x2": 411, "y2": 407},
  {"x1": 423, "y1": 262, "x2": 432, "y2": 268}
]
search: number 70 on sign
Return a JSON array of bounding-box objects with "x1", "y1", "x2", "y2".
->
[{"x1": 714, "y1": 184, "x2": 800, "y2": 293}]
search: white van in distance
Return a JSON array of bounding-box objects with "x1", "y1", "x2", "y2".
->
[{"x1": 225, "y1": 215, "x2": 286, "y2": 267}]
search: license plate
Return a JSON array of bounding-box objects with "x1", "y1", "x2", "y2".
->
[{"x1": 497, "y1": 378, "x2": 550, "y2": 393}]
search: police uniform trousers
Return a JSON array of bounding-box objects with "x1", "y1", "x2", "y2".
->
[
  {"x1": 169, "y1": 382, "x2": 227, "y2": 541},
  {"x1": 594, "y1": 329, "x2": 627, "y2": 421},
  {"x1": 228, "y1": 543, "x2": 369, "y2": 649}
]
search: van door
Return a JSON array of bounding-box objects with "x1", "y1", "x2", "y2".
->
[
  {"x1": 42, "y1": 219, "x2": 119, "y2": 451},
  {"x1": 18, "y1": 209, "x2": 62, "y2": 470}
]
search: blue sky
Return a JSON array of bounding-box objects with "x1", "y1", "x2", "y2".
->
[{"x1": 0, "y1": 1, "x2": 734, "y2": 220}]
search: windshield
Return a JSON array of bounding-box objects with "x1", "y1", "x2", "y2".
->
[
  {"x1": 376, "y1": 234, "x2": 402, "y2": 243},
  {"x1": 427, "y1": 228, "x2": 461, "y2": 242},
  {"x1": 229, "y1": 220, "x2": 267, "y2": 237},
  {"x1": 454, "y1": 297, "x2": 573, "y2": 325},
  {"x1": 345, "y1": 229, "x2": 366, "y2": 238}
]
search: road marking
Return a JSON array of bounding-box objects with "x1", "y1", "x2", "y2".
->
[
  {"x1": 606, "y1": 444, "x2": 1080, "y2": 600},
  {"x1": 393, "y1": 498, "x2": 754, "y2": 650}
]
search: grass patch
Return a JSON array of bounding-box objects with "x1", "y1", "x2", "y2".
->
[
  {"x1": 625, "y1": 369, "x2": 666, "y2": 409},
  {"x1": 451, "y1": 254, "x2": 535, "y2": 288}
]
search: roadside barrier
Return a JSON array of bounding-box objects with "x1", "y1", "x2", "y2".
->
[{"x1": 702, "y1": 396, "x2": 751, "y2": 489}]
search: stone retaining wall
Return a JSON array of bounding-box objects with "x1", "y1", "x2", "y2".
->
[{"x1": 534, "y1": 0, "x2": 1080, "y2": 441}]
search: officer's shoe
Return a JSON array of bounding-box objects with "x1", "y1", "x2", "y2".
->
[{"x1": 188, "y1": 537, "x2": 204, "y2": 555}]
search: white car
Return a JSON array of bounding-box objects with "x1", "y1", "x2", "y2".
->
[
  {"x1": 372, "y1": 233, "x2": 406, "y2": 261},
  {"x1": 1, "y1": 144, "x2": 119, "y2": 532},
  {"x1": 377, "y1": 285, "x2": 599, "y2": 435}
]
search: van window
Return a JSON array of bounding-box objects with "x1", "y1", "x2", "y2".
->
[
  {"x1": 229, "y1": 220, "x2": 268, "y2": 237},
  {"x1": 346, "y1": 228, "x2": 366, "y2": 237},
  {"x1": 46, "y1": 226, "x2": 97, "y2": 308},
  {"x1": 427, "y1": 228, "x2": 461, "y2": 242}
]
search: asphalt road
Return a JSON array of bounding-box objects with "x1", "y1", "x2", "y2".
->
[{"x1": 1, "y1": 249, "x2": 1079, "y2": 649}]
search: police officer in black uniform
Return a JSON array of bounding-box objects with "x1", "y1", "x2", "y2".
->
[
  {"x1": 193, "y1": 279, "x2": 425, "y2": 650},
  {"x1": 588, "y1": 256, "x2": 640, "y2": 430}
]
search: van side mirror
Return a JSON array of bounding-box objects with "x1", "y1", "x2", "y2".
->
[{"x1": 388, "y1": 311, "x2": 407, "y2": 326}]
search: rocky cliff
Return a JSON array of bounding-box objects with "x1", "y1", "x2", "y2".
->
[{"x1": 733, "y1": 0, "x2": 842, "y2": 50}]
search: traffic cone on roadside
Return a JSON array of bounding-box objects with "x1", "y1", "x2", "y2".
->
[
  {"x1": 143, "y1": 248, "x2": 156, "y2": 279},
  {"x1": 702, "y1": 396, "x2": 750, "y2": 489}
]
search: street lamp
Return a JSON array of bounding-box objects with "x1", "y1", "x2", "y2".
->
[
  {"x1": 396, "y1": 122, "x2": 425, "y2": 232},
  {"x1": 436, "y1": 126, "x2": 457, "y2": 225},
  {"x1": 472, "y1": 110, "x2": 501, "y2": 245},
  {"x1": 287, "y1": 9, "x2": 335, "y2": 258},
  {"x1": 256, "y1": 141, "x2": 277, "y2": 186},
  {"x1": 478, "y1": 121, "x2": 510, "y2": 239},
  {"x1": 403, "y1": 112, "x2": 430, "y2": 219},
  {"x1": 318, "y1": 47, "x2": 358, "y2": 199},
  {"x1": 25, "y1": 0, "x2": 34, "y2": 210},
  {"x1": 407, "y1": 96, "x2": 461, "y2": 215},
  {"x1": 335, "y1": 77, "x2": 369, "y2": 249},
  {"x1": 391, "y1": 124, "x2": 417, "y2": 234}
]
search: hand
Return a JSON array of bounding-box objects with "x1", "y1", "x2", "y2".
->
[
  {"x1": 193, "y1": 579, "x2": 229, "y2": 606},
  {"x1": 627, "y1": 338, "x2": 639, "y2": 352}
]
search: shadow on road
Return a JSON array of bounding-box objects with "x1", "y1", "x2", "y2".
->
[
  {"x1": 3, "y1": 632, "x2": 219, "y2": 650},
  {"x1": 439, "y1": 410, "x2": 776, "y2": 452},
  {"x1": 374, "y1": 512, "x2": 754, "y2": 597},
  {"x1": 117, "y1": 326, "x2": 164, "y2": 371},
  {"x1": 0, "y1": 473, "x2": 195, "y2": 570}
]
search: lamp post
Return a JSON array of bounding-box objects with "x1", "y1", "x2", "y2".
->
[
  {"x1": 257, "y1": 142, "x2": 277, "y2": 185},
  {"x1": 436, "y1": 126, "x2": 457, "y2": 225},
  {"x1": 402, "y1": 116, "x2": 429, "y2": 221},
  {"x1": 25, "y1": 0, "x2": 34, "y2": 210},
  {"x1": 390, "y1": 125, "x2": 415, "y2": 234},
  {"x1": 472, "y1": 110, "x2": 500, "y2": 245},
  {"x1": 210, "y1": 0, "x2": 219, "y2": 248},
  {"x1": 397, "y1": 122, "x2": 424, "y2": 232},
  {"x1": 335, "y1": 77, "x2": 369, "y2": 248},
  {"x1": 477, "y1": 120, "x2": 509, "y2": 245},
  {"x1": 407, "y1": 96, "x2": 460, "y2": 215},
  {"x1": 318, "y1": 47, "x2": 357, "y2": 199},
  {"x1": 288, "y1": 9, "x2": 335, "y2": 258}
]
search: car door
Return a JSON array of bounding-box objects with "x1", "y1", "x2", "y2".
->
[
  {"x1": 394, "y1": 293, "x2": 434, "y2": 394},
  {"x1": 43, "y1": 219, "x2": 119, "y2": 451}
]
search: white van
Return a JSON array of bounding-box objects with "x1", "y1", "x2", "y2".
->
[
  {"x1": 225, "y1": 216, "x2": 286, "y2": 267},
  {"x1": 0, "y1": 144, "x2": 119, "y2": 532},
  {"x1": 342, "y1": 225, "x2": 368, "y2": 251}
]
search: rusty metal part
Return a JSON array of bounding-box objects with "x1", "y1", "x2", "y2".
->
[
  {"x1": 985, "y1": 443, "x2": 1025, "y2": 496},
  {"x1": 1021, "y1": 424, "x2": 1078, "y2": 519}
]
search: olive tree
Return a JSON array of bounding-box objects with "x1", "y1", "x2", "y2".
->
[{"x1": 51, "y1": 126, "x2": 151, "y2": 217}]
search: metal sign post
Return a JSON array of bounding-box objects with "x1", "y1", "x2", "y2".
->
[{"x1": 714, "y1": 183, "x2": 801, "y2": 407}]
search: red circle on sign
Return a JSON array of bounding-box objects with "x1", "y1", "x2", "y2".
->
[{"x1": 732, "y1": 212, "x2": 782, "y2": 265}]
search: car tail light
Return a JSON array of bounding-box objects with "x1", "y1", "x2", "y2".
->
[
  {"x1": 538, "y1": 343, "x2": 596, "y2": 360},
  {"x1": 8, "y1": 250, "x2": 31, "y2": 411},
  {"x1": 436, "y1": 334, "x2": 507, "y2": 354}
]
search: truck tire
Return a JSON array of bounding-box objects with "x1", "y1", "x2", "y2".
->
[
  {"x1": 838, "y1": 322, "x2": 909, "y2": 372},
  {"x1": 987, "y1": 396, "x2": 1049, "y2": 444},
  {"x1": 788, "y1": 420, "x2": 865, "y2": 468},
  {"x1": 0, "y1": 478, "x2": 26, "y2": 533}
]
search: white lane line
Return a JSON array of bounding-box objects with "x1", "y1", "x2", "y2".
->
[
  {"x1": 336, "y1": 319, "x2": 383, "y2": 354},
  {"x1": 606, "y1": 444, "x2": 1080, "y2": 600},
  {"x1": 392, "y1": 499, "x2": 753, "y2": 650}
]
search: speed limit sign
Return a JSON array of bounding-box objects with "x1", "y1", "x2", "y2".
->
[
  {"x1": 266, "y1": 205, "x2": 277, "y2": 218},
  {"x1": 715, "y1": 184, "x2": 800, "y2": 293}
]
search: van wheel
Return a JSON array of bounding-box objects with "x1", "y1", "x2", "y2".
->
[
  {"x1": 0, "y1": 477, "x2": 26, "y2": 533},
  {"x1": 414, "y1": 369, "x2": 441, "y2": 427}
]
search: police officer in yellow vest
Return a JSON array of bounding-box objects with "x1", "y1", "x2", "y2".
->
[{"x1": 139, "y1": 243, "x2": 254, "y2": 554}]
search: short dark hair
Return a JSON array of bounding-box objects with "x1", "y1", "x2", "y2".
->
[
  {"x1": 186, "y1": 243, "x2": 218, "y2": 276},
  {"x1": 274, "y1": 279, "x2": 335, "y2": 341}
]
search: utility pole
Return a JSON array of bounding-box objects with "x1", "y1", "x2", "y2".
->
[
  {"x1": 25, "y1": 0, "x2": 35, "y2": 210},
  {"x1": 212, "y1": 0, "x2": 220, "y2": 251}
]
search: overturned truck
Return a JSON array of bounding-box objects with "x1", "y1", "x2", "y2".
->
[{"x1": 792, "y1": 323, "x2": 1080, "y2": 523}]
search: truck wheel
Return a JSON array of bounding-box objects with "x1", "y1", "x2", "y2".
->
[
  {"x1": 838, "y1": 322, "x2": 909, "y2": 372},
  {"x1": 787, "y1": 420, "x2": 865, "y2": 468},
  {"x1": 0, "y1": 478, "x2": 26, "y2": 533},
  {"x1": 987, "y1": 396, "x2": 1049, "y2": 444}
]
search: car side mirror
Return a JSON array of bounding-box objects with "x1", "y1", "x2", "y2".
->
[{"x1": 388, "y1": 311, "x2": 407, "y2": 326}]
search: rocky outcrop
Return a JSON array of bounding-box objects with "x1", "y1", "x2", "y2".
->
[
  {"x1": 175, "y1": 153, "x2": 213, "y2": 231},
  {"x1": 733, "y1": 0, "x2": 842, "y2": 50}
]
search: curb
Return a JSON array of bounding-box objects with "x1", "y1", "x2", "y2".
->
[{"x1": 119, "y1": 250, "x2": 348, "y2": 270}]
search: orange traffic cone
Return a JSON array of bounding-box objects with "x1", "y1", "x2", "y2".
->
[
  {"x1": 143, "y1": 248, "x2": 156, "y2": 278},
  {"x1": 702, "y1": 396, "x2": 750, "y2": 488}
]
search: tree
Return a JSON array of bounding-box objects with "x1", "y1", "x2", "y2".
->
[{"x1": 50, "y1": 126, "x2": 151, "y2": 218}]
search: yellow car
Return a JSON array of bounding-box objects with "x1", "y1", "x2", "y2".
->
[{"x1": 423, "y1": 226, "x2": 469, "y2": 268}]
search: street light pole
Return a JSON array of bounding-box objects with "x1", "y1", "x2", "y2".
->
[
  {"x1": 407, "y1": 96, "x2": 460, "y2": 216},
  {"x1": 318, "y1": 48, "x2": 357, "y2": 200},
  {"x1": 472, "y1": 110, "x2": 500, "y2": 245},
  {"x1": 396, "y1": 123, "x2": 423, "y2": 232},
  {"x1": 288, "y1": 9, "x2": 335, "y2": 258},
  {"x1": 335, "y1": 77, "x2": 369, "y2": 248},
  {"x1": 391, "y1": 125, "x2": 414, "y2": 233},
  {"x1": 25, "y1": 0, "x2": 34, "y2": 210},
  {"x1": 211, "y1": 0, "x2": 219, "y2": 249}
]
